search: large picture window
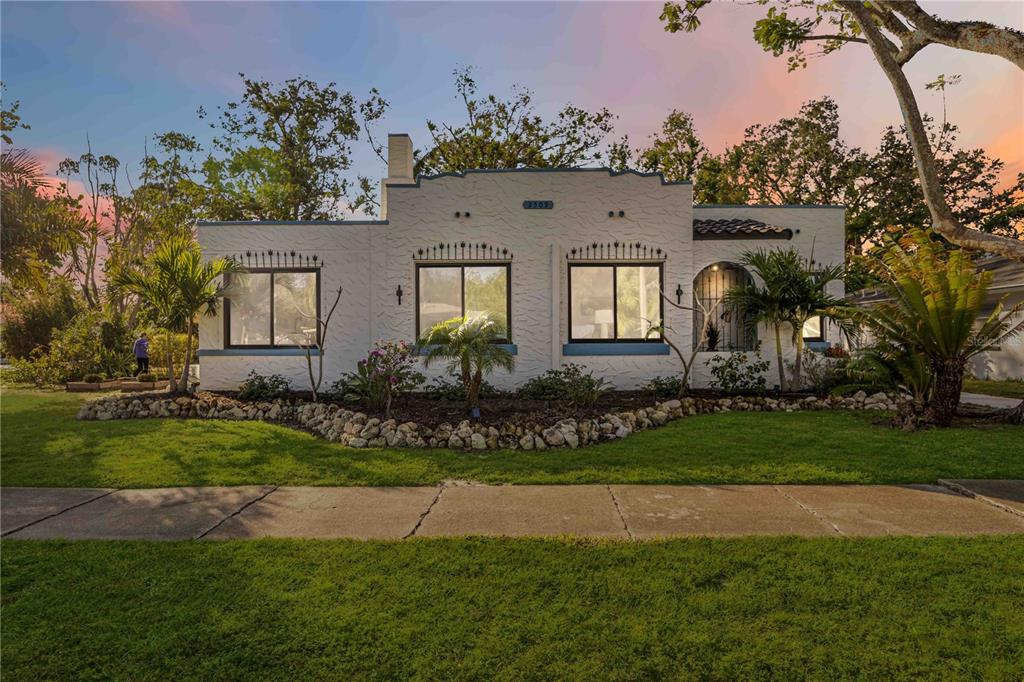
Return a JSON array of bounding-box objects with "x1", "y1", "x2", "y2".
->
[
  {"x1": 568, "y1": 264, "x2": 662, "y2": 342},
  {"x1": 225, "y1": 270, "x2": 320, "y2": 347},
  {"x1": 416, "y1": 264, "x2": 510, "y2": 340}
]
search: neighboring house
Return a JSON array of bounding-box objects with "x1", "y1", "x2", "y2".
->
[
  {"x1": 197, "y1": 133, "x2": 846, "y2": 391},
  {"x1": 849, "y1": 254, "x2": 1024, "y2": 381}
]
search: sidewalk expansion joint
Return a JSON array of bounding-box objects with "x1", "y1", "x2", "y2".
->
[
  {"x1": 404, "y1": 483, "x2": 446, "y2": 539},
  {"x1": 1, "y1": 488, "x2": 120, "y2": 537},
  {"x1": 606, "y1": 485, "x2": 634, "y2": 541},
  {"x1": 937, "y1": 479, "x2": 1024, "y2": 519},
  {"x1": 772, "y1": 485, "x2": 844, "y2": 536},
  {"x1": 194, "y1": 485, "x2": 279, "y2": 540}
]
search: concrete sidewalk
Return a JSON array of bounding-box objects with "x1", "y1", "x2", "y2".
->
[
  {"x1": 2, "y1": 481, "x2": 1023, "y2": 541},
  {"x1": 960, "y1": 392, "x2": 1022, "y2": 409}
]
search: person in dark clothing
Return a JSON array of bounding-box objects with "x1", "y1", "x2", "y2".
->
[{"x1": 133, "y1": 333, "x2": 150, "y2": 375}]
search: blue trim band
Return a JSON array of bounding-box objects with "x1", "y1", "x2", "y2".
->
[
  {"x1": 562, "y1": 343, "x2": 670, "y2": 356},
  {"x1": 199, "y1": 348, "x2": 321, "y2": 357},
  {"x1": 417, "y1": 344, "x2": 517, "y2": 356}
]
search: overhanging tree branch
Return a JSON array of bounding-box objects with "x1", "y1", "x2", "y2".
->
[{"x1": 840, "y1": 0, "x2": 1024, "y2": 261}]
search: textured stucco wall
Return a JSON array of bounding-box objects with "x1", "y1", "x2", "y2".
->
[{"x1": 197, "y1": 172, "x2": 846, "y2": 391}]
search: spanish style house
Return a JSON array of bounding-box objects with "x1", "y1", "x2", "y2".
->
[{"x1": 197, "y1": 133, "x2": 846, "y2": 391}]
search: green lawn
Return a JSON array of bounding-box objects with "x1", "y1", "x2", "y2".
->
[
  {"x1": 2, "y1": 537, "x2": 1023, "y2": 680},
  {"x1": 963, "y1": 378, "x2": 1024, "y2": 399},
  {"x1": 2, "y1": 389, "x2": 1022, "y2": 487}
]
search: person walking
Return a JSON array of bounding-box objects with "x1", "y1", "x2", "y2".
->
[{"x1": 133, "y1": 332, "x2": 150, "y2": 376}]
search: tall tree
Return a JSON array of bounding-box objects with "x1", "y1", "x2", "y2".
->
[
  {"x1": 612, "y1": 109, "x2": 709, "y2": 183},
  {"x1": 1, "y1": 82, "x2": 30, "y2": 145},
  {"x1": 0, "y1": 149, "x2": 84, "y2": 288},
  {"x1": 415, "y1": 67, "x2": 618, "y2": 176},
  {"x1": 199, "y1": 75, "x2": 384, "y2": 220},
  {"x1": 660, "y1": 0, "x2": 1024, "y2": 261}
]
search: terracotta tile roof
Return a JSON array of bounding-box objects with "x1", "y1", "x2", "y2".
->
[{"x1": 693, "y1": 218, "x2": 793, "y2": 240}]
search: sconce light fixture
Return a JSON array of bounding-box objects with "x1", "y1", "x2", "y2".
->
[
  {"x1": 675, "y1": 283, "x2": 684, "y2": 304},
  {"x1": 395, "y1": 284, "x2": 403, "y2": 305}
]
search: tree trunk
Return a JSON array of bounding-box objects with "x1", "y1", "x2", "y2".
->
[
  {"x1": 842, "y1": 1, "x2": 1024, "y2": 262},
  {"x1": 178, "y1": 319, "x2": 193, "y2": 394},
  {"x1": 925, "y1": 360, "x2": 965, "y2": 427},
  {"x1": 793, "y1": 329, "x2": 805, "y2": 391},
  {"x1": 773, "y1": 323, "x2": 787, "y2": 392},
  {"x1": 165, "y1": 330, "x2": 178, "y2": 393}
]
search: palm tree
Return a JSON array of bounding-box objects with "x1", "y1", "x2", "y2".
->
[
  {"x1": 726, "y1": 248, "x2": 850, "y2": 392},
  {"x1": 782, "y1": 261, "x2": 854, "y2": 389},
  {"x1": 845, "y1": 230, "x2": 1023, "y2": 426},
  {"x1": 420, "y1": 314, "x2": 515, "y2": 417},
  {"x1": 113, "y1": 236, "x2": 239, "y2": 392}
]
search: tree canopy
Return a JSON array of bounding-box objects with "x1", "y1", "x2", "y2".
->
[{"x1": 659, "y1": 0, "x2": 1024, "y2": 260}]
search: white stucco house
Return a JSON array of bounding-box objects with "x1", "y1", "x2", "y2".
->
[{"x1": 197, "y1": 133, "x2": 846, "y2": 391}]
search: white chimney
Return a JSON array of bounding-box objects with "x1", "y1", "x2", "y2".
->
[{"x1": 381, "y1": 133, "x2": 414, "y2": 218}]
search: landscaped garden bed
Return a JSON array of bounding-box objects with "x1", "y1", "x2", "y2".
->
[{"x1": 75, "y1": 388, "x2": 903, "y2": 451}]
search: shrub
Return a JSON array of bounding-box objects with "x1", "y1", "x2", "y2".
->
[
  {"x1": 785, "y1": 350, "x2": 847, "y2": 395},
  {"x1": 0, "y1": 280, "x2": 82, "y2": 359},
  {"x1": 81, "y1": 373, "x2": 104, "y2": 383},
  {"x1": 4, "y1": 309, "x2": 133, "y2": 386},
  {"x1": 336, "y1": 341, "x2": 424, "y2": 415},
  {"x1": 518, "y1": 364, "x2": 610, "y2": 407},
  {"x1": 642, "y1": 375, "x2": 685, "y2": 399},
  {"x1": 237, "y1": 371, "x2": 292, "y2": 401},
  {"x1": 137, "y1": 373, "x2": 156, "y2": 383},
  {"x1": 708, "y1": 352, "x2": 770, "y2": 394}
]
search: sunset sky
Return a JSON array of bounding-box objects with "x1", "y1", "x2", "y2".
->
[{"x1": 2, "y1": 1, "x2": 1021, "y2": 200}]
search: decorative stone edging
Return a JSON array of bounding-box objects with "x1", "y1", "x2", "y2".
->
[{"x1": 76, "y1": 390, "x2": 902, "y2": 451}]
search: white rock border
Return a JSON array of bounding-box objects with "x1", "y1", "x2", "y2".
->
[{"x1": 75, "y1": 390, "x2": 902, "y2": 451}]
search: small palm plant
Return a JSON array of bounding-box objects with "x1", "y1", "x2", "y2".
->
[
  {"x1": 114, "y1": 236, "x2": 240, "y2": 392},
  {"x1": 845, "y1": 229, "x2": 1023, "y2": 426},
  {"x1": 420, "y1": 314, "x2": 515, "y2": 417},
  {"x1": 726, "y1": 248, "x2": 850, "y2": 391}
]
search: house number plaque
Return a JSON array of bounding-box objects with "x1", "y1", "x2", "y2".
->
[{"x1": 522, "y1": 200, "x2": 554, "y2": 209}]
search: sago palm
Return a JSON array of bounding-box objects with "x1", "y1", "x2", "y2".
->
[
  {"x1": 845, "y1": 229, "x2": 1023, "y2": 426},
  {"x1": 420, "y1": 314, "x2": 515, "y2": 416},
  {"x1": 113, "y1": 236, "x2": 240, "y2": 392}
]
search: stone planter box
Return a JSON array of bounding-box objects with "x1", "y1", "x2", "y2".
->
[{"x1": 67, "y1": 380, "x2": 120, "y2": 392}]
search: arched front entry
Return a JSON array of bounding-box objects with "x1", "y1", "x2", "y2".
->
[{"x1": 692, "y1": 262, "x2": 756, "y2": 351}]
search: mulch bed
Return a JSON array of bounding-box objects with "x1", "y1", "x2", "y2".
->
[{"x1": 328, "y1": 392, "x2": 664, "y2": 429}]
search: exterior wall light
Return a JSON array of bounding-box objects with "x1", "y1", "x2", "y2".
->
[
  {"x1": 396, "y1": 284, "x2": 403, "y2": 305},
  {"x1": 675, "y1": 283, "x2": 684, "y2": 304}
]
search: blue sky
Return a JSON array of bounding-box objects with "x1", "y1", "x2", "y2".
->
[{"x1": 3, "y1": 1, "x2": 1021, "y2": 193}]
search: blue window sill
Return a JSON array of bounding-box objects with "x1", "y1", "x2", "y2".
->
[
  {"x1": 562, "y1": 343, "x2": 669, "y2": 356},
  {"x1": 199, "y1": 348, "x2": 321, "y2": 357},
  {"x1": 417, "y1": 344, "x2": 517, "y2": 356}
]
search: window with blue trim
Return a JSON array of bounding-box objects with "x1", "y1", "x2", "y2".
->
[
  {"x1": 224, "y1": 270, "x2": 320, "y2": 348},
  {"x1": 568, "y1": 263, "x2": 663, "y2": 342},
  {"x1": 416, "y1": 264, "x2": 511, "y2": 342}
]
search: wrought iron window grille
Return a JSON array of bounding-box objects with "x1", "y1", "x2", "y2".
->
[
  {"x1": 413, "y1": 242, "x2": 513, "y2": 262},
  {"x1": 566, "y1": 242, "x2": 666, "y2": 261}
]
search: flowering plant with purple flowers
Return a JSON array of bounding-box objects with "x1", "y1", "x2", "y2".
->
[{"x1": 338, "y1": 340, "x2": 424, "y2": 415}]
